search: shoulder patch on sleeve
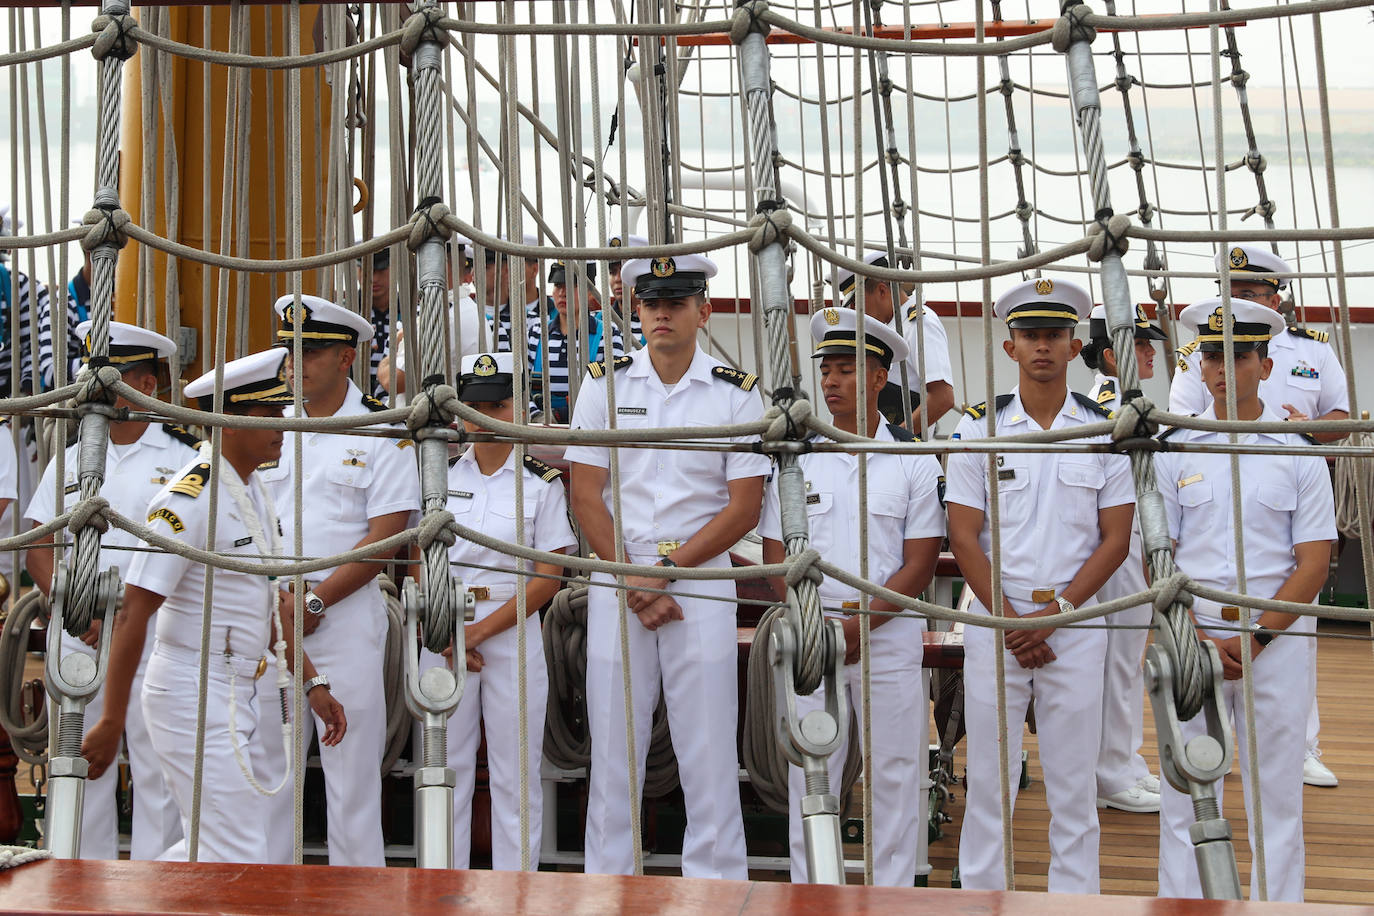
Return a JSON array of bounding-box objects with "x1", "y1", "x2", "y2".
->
[
  {"x1": 1288, "y1": 326, "x2": 1329, "y2": 344},
  {"x1": 161, "y1": 423, "x2": 203, "y2": 450},
  {"x1": 168, "y1": 463, "x2": 210, "y2": 499},
  {"x1": 1072, "y1": 391, "x2": 1113, "y2": 419},
  {"x1": 361, "y1": 393, "x2": 388, "y2": 413},
  {"x1": 711, "y1": 365, "x2": 758, "y2": 391},
  {"x1": 886, "y1": 422, "x2": 915, "y2": 442},
  {"x1": 148, "y1": 506, "x2": 186, "y2": 533},
  {"x1": 523, "y1": 454, "x2": 561, "y2": 483},
  {"x1": 1095, "y1": 379, "x2": 1117, "y2": 405}
]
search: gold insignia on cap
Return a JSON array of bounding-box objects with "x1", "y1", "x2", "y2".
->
[
  {"x1": 1229, "y1": 246, "x2": 1248, "y2": 270},
  {"x1": 651, "y1": 257, "x2": 676, "y2": 278},
  {"x1": 1207, "y1": 306, "x2": 1229, "y2": 332},
  {"x1": 474, "y1": 354, "x2": 498, "y2": 377},
  {"x1": 1034, "y1": 279, "x2": 1054, "y2": 296},
  {"x1": 282, "y1": 303, "x2": 311, "y2": 326},
  {"x1": 609, "y1": 237, "x2": 623, "y2": 248},
  {"x1": 823, "y1": 308, "x2": 841, "y2": 326}
]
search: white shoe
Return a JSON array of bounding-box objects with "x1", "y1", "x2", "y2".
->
[
  {"x1": 1303, "y1": 749, "x2": 1338, "y2": 787},
  {"x1": 1137, "y1": 773, "x2": 1161, "y2": 794},
  {"x1": 1097, "y1": 784, "x2": 1162, "y2": 813}
]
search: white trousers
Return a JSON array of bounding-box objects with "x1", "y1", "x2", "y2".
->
[
  {"x1": 583, "y1": 552, "x2": 747, "y2": 879},
  {"x1": 959, "y1": 599, "x2": 1107, "y2": 894},
  {"x1": 141, "y1": 641, "x2": 274, "y2": 864},
  {"x1": 1094, "y1": 546, "x2": 1152, "y2": 796},
  {"x1": 61, "y1": 627, "x2": 181, "y2": 861},
  {"x1": 262, "y1": 587, "x2": 387, "y2": 866},
  {"x1": 419, "y1": 610, "x2": 547, "y2": 870},
  {"x1": 1158, "y1": 621, "x2": 1311, "y2": 901},
  {"x1": 787, "y1": 640, "x2": 927, "y2": 885},
  {"x1": 1305, "y1": 638, "x2": 1320, "y2": 752}
]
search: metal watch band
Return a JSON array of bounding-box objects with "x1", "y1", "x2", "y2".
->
[
  {"x1": 302, "y1": 674, "x2": 330, "y2": 694},
  {"x1": 304, "y1": 590, "x2": 326, "y2": 616},
  {"x1": 1054, "y1": 595, "x2": 1074, "y2": 615}
]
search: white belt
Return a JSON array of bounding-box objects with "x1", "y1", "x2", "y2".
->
[
  {"x1": 999, "y1": 583, "x2": 1070, "y2": 604},
  {"x1": 153, "y1": 638, "x2": 267, "y2": 680},
  {"x1": 466, "y1": 583, "x2": 517, "y2": 602},
  {"x1": 623, "y1": 539, "x2": 685, "y2": 557}
]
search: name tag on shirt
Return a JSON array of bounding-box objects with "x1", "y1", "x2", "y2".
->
[
  {"x1": 233, "y1": 536, "x2": 253, "y2": 548},
  {"x1": 449, "y1": 490, "x2": 474, "y2": 500},
  {"x1": 998, "y1": 469, "x2": 1016, "y2": 481},
  {"x1": 806, "y1": 493, "x2": 821, "y2": 505},
  {"x1": 1179, "y1": 473, "x2": 1203, "y2": 488},
  {"x1": 64, "y1": 483, "x2": 79, "y2": 495},
  {"x1": 617, "y1": 407, "x2": 647, "y2": 416}
]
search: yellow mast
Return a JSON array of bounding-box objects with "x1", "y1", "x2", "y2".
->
[{"x1": 114, "y1": 5, "x2": 336, "y2": 375}]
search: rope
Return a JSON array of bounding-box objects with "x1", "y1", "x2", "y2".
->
[
  {"x1": 0, "y1": 847, "x2": 51, "y2": 870},
  {"x1": 0, "y1": 590, "x2": 50, "y2": 765}
]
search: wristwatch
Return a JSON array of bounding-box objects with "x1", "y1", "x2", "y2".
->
[
  {"x1": 302, "y1": 673, "x2": 330, "y2": 694},
  {"x1": 304, "y1": 591, "x2": 326, "y2": 617},
  {"x1": 658, "y1": 557, "x2": 679, "y2": 581},
  {"x1": 1053, "y1": 595, "x2": 1075, "y2": 615},
  {"x1": 1252, "y1": 626, "x2": 1276, "y2": 648}
]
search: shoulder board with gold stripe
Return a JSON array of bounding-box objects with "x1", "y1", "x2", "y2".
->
[
  {"x1": 587, "y1": 354, "x2": 634, "y2": 379},
  {"x1": 168, "y1": 462, "x2": 211, "y2": 499},
  {"x1": 963, "y1": 393, "x2": 1015, "y2": 420},
  {"x1": 1176, "y1": 339, "x2": 1199, "y2": 358},
  {"x1": 1095, "y1": 379, "x2": 1117, "y2": 406},
  {"x1": 711, "y1": 365, "x2": 758, "y2": 391},
  {"x1": 1072, "y1": 391, "x2": 1113, "y2": 419},
  {"x1": 886, "y1": 422, "x2": 915, "y2": 443},
  {"x1": 905, "y1": 302, "x2": 922, "y2": 325},
  {"x1": 1157, "y1": 421, "x2": 1190, "y2": 444},
  {"x1": 162, "y1": 423, "x2": 203, "y2": 450},
  {"x1": 361, "y1": 393, "x2": 388, "y2": 413},
  {"x1": 1288, "y1": 326, "x2": 1329, "y2": 344},
  {"x1": 523, "y1": 454, "x2": 561, "y2": 483}
]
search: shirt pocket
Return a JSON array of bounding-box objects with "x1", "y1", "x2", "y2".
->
[
  {"x1": 992, "y1": 460, "x2": 1032, "y2": 526},
  {"x1": 867, "y1": 489, "x2": 909, "y2": 545},
  {"x1": 802, "y1": 490, "x2": 834, "y2": 556},
  {"x1": 323, "y1": 461, "x2": 373, "y2": 522},
  {"x1": 487, "y1": 492, "x2": 539, "y2": 544},
  {"x1": 1057, "y1": 458, "x2": 1106, "y2": 523}
]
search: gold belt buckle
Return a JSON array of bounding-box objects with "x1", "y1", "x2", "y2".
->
[
  {"x1": 254, "y1": 657, "x2": 268, "y2": 680},
  {"x1": 1220, "y1": 606, "x2": 1241, "y2": 622},
  {"x1": 841, "y1": 601, "x2": 861, "y2": 610},
  {"x1": 1031, "y1": 588, "x2": 1057, "y2": 604},
  {"x1": 469, "y1": 586, "x2": 491, "y2": 602},
  {"x1": 657, "y1": 540, "x2": 681, "y2": 557}
]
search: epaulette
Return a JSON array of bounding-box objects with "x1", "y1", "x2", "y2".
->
[
  {"x1": 963, "y1": 393, "x2": 1015, "y2": 420},
  {"x1": 886, "y1": 422, "x2": 915, "y2": 442},
  {"x1": 1298, "y1": 431, "x2": 1319, "y2": 446},
  {"x1": 162, "y1": 423, "x2": 202, "y2": 450},
  {"x1": 1095, "y1": 379, "x2": 1117, "y2": 406},
  {"x1": 587, "y1": 355, "x2": 633, "y2": 379},
  {"x1": 711, "y1": 365, "x2": 758, "y2": 391},
  {"x1": 361, "y1": 393, "x2": 388, "y2": 413},
  {"x1": 1288, "y1": 326, "x2": 1329, "y2": 344},
  {"x1": 168, "y1": 462, "x2": 210, "y2": 499},
  {"x1": 905, "y1": 302, "x2": 922, "y2": 325},
  {"x1": 1072, "y1": 391, "x2": 1113, "y2": 419},
  {"x1": 523, "y1": 454, "x2": 561, "y2": 483},
  {"x1": 1156, "y1": 420, "x2": 1192, "y2": 444}
]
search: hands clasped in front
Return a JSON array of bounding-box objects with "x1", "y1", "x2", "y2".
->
[
  {"x1": 625, "y1": 574, "x2": 683, "y2": 631},
  {"x1": 1004, "y1": 605, "x2": 1060, "y2": 669}
]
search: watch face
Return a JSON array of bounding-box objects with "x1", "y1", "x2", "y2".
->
[{"x1": 306, "y1": 596, "x2": 325, "y2": 614}]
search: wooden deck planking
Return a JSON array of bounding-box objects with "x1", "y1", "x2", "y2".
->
[{"x1": 923, "y1": 620, "x2": 1374, "y2": 903}]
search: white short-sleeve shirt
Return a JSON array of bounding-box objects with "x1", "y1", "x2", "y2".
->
[
  {"x1": 895, "y1": 295, "x2": 953, "y2": 387},
  {"x1": 446, "y1": 450, "x2": 576, "y2": 624},
  {"x1": 944, "y1": 388, "x2": 1136, "y2": 601},
  {"x1": 1153, "y1": 403, "x2": 1336, "y2": 635},
  {"x1": 128, "y1": 458, "x2": 282, "y2": 658},
  {"x1": 564, "y1": 346, "x2": 770, "y2": 548},
  {"x1": 259, "y1": 380, "x2": 420, "y2": 577},
  {"x1": 759, "y1": 422, "x2": 945, "y2": 659},
  {"x1": 1169, "y1": 329, "x2": 1349, "y2": 419}
]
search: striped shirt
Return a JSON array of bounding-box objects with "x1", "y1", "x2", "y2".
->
[
  {"x1": 36, "y1": 270, "x2": 87, "y2": 390},
  {"x1": 369, "y1": 306, "x2": 390, "y2": 397},
  {"x1": 527, "y1": 308, "x2": 624, "y2": 423},
  {"x1": 0, "y1": 263, "x2": 44, "y2": 395},
  {"x1": 490, "y1": 298, "x2": 546, "y2": 354}
]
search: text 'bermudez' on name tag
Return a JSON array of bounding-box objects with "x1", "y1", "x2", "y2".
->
[{"x1": 617, "y1": 407, "x2": 648, "y2": 415}]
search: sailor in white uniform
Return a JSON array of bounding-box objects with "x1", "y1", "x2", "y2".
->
[
  {"x1": 832, "y1": 250, "x2": 956, "y2": 432},
  {"x1": 945, "y1": 278, "x2": 1135, "y2": 894},
  {"x1": 1167, "y1": 244, "x2": 1346, "y2": 789},
  {"x1": 419, "y1": 351, "x2": 576, "y2": 869},
  {"x1": 82, "y1": 349, "x2": 347, "y2": 864},
  {"x1": 759, "y1": 308, "x2": 945, "y2": 885},
  {"x1": 1155, "y1": 298, "x2": 1336, "y2": 902},
  {"x1": 25, "y1": 322, "x2": 197, "y2": 860},
  {"x1": 259, "y1": 295, "x2": 420, "y2": 867},
  {"x1": 1081, "y1": 304, "x2": 1168, "y2": 814},
  {"x1": 566, "y1": 253, "x2": 770, "y2": 879}
]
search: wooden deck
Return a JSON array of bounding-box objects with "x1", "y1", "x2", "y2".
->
[{"x1": 924, "y1": 619, "x2": 1374, "y2": 904}]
